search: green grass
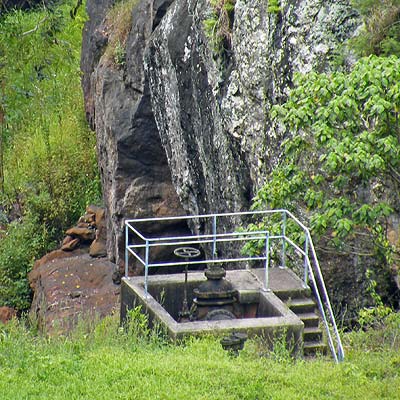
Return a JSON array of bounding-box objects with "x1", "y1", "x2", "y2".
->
[{"x1": 0, "y1": 314, "x2": 399, "y2": 399}]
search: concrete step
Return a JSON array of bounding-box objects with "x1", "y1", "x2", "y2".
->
[
  {"x1": 298, "y1": 312, "x2": 320, "y2": 328},
  {"x1": 303, "y1": 340, "x2": 327, "y2": 356},
  {"x1": 304, "y1": 326, "x2": 323, "y2": 342},
  {"x1": 274, "y1": 287, "x2": 311, "y2": 301},
  {"x1": 286, "y1": 297, "x2": 316, "y2": 314}
]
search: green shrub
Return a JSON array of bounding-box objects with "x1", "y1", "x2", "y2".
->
[
  {"x1": 0, "y1": 1, "x2": 101, "y2": 310},
  {"x1": 203, "y1": 0, "x2": 236, "y2": 54},
  {"x1": 248, "y1": 55, "x2": 400, "y2": 304},
  {"x1": 358, "y1": 270, "x2": 394, "y2": 330},
  {"x1": 346, "y1": 311, "x2": 400, "y2": 353},
  {"x1": 103, "y1": 0, "x2": 139, "y2": 66},
  {"x1": 351, "y1": 0, "x2": 400, "y2": 56},
  {"x1": 0, "y1": 218, "x2": 53, "y2": 310}
]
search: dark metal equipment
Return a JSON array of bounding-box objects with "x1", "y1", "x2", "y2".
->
[
  {"x1": 220, "y1": 332, "x2": 248, "y2": 356},
  {"x1": 173, "y1": 246, "x2": 201, "y2": 322},
  {"x1": 192, "y1": 263, "x2": 238, "y2": 321},
  {"x1": 173, "y1": 246, "x2": 239, "y2": 322}
]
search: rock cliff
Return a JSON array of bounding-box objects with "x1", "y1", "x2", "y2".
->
[
  {"x1": 82, "y1": 0, "x2": 359, "y2": 265},
  {"x1": 146, "y1": 0, "x2": 359, "y2": 212},
  {"x1": 82, "y1": 0, "x2": 400, "y2": 319},
  {"x1": 82, "y1": 0, "x2": 188, "y2": 268}
]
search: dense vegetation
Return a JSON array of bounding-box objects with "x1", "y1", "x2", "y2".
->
[
  {"x1": 252, "y1": 56, "x2": 400, "y2": 263},
  {"x1": 0, "y1": 0, "x2": 101, "y2": 310},
  {"x1": 249, "y1": 1, "x2": 400, "y2": 316},
  {"x1": 0, "y1": 311, "x2": 399, "y2": 399}
]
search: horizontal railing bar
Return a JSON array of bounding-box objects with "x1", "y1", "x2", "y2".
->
[
  {"x1": 128, "y1": 235, "x2": 283, "y2": 249},
  {"x1": 128, "y1": 230, "x2": 271, "y2": 244},
  {"x1": 125, "y1": 209, "x2": 287, "y2": 224},
  {"x1": 146, "y1": 256, "x2": 267, "y2": 268}
]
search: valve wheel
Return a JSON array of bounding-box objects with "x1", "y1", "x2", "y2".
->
[{"x1": 174, "y1": 246, "x2": 201, "y2": 259}]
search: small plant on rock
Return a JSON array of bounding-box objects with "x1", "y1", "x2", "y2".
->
[
  {"x1": 203, "y1": 0, "x2": 236, "y2": 53},
  {"x1": 104, "y1": 0, "x2": 139, "y2": 66},
  {"x1": 114, "y1": 40, "x2": 126, "y2": 66},
  {"x1": 351, "y1": 0, "x2": 400, "y2": 56},
  {"x1": 267, "y1": 0, "x2": 281, "y2": 14}
]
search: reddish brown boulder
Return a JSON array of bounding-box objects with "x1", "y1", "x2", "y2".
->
[
  {"x1": 61, "y1": 238, "x2": 81, "y2": 252},
  {"x1": 29, "y1": 253, "x2": 119, "y2": 334},
  {"x1": 62, "y1": 235, "x2": 75, "y2": 246},
  {"x1": 28, "y1": 205, "x2": 117, "y2": 333},
  {"x1": 89, "y1": 239, "x2": 107, "y2": 258},
  {"x1": 87, "y1": 204, "x2": 105, "y2": 222},
  {"x1": 30, "y1": 248, "x2": 89, "y2": 291},
  {"x1": 0, "y1": 306, "x2": 16, "y2": 324},
  {"x1": 66, "y1": 226, "x2": 96, "y2": 242}
]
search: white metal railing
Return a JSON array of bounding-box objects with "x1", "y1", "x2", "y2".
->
[{"x1": 124, "y1": 209, "x2": 344, "y2": 362}]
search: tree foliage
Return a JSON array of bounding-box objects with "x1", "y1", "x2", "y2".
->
[{"x1": 251, "y1": 56, "x2": 400, "y2": 268}]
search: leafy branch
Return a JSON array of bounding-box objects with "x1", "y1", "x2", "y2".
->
[{"x1": 250, "y1": 56, "x2": 400, "y2": 268}]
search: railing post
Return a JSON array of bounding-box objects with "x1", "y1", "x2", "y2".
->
[
  {"x1": 281, "y1": 211, "x2": 287, "y2": 268},
  {"x1": 212, "y1": 215, "x2": 217, "y2": 259},
  {"x1": 308, "y1": 234, "x2": 345, "y2": 362},
  {"x1": 338, "y1": 346, "x2": 345, "y2": 362},
  {"x1": 144, "y1": 239, "x2": 149, "y2": 297},
  {"x1": 125, "y1": 223, "x2": 129, "y2": 278},
  {"x1": 303, "y1": 235, "x2": 309, "y2": 287},
  {"x1": 263, "y1": 231, "x2": 270, "y2": 291}
]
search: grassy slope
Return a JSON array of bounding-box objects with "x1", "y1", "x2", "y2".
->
[{"x1": 0, "y1": 316, "x2": 399, "y2": 400}]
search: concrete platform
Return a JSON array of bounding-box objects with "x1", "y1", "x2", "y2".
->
[
  {"x1": 252, "y1": 267, "x2": 310, "y2": 298},
  {"x1": 120, "y1": 268, "x2": 306, "y2": 355}
]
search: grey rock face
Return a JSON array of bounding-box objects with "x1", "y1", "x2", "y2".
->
[
  {"x1": 82, "y1": 0, "x2": 187, "y2": 267},
  {"x1": 81, "y1": 0, "x2": 114, "y2": 129},
  {"x1": 145, "y1": 0, "x2": 253, "y2": 221},
  {"x1": 82, "y1": 0, "x2": 359, "y2": 260},
  {"x1": 224, "y1": 0, "x2": 359, "y2": 182},
  {"x1": 146, "y1": 0, "x2": 359, "y2": 202},
  {"x1": 144, "y1": 0, "x2": 359, "y2": 258}
]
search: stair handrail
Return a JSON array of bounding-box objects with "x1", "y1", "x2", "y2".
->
[{"x1": 284, "y1": 211, "x2": 345, "y2": 362}]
